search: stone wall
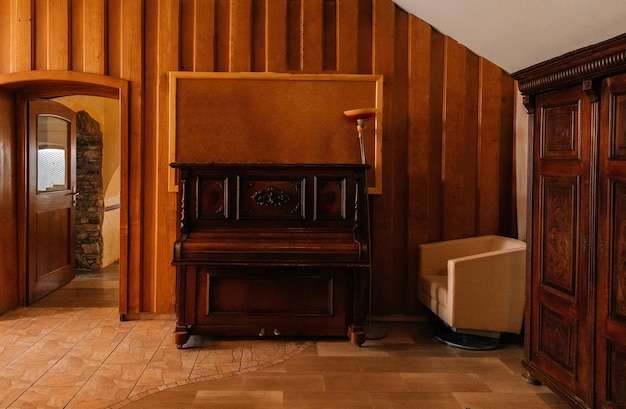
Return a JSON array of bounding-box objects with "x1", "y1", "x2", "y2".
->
[{"x1": 75, "y1": 111, "x2": 104, "y2": 271}]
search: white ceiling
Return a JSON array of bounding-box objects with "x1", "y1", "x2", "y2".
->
[{"x1": 392, "y1": 0, "x2": 626, "y2": 74}]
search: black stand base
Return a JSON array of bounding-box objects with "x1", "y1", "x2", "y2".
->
[{"x1": 434, "y1": 323, "x2": 501, "y2": 350}]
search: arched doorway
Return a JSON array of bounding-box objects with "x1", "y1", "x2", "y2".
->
[{"x1": 0, "y1": 71, "x2": 129, "y2": 314}]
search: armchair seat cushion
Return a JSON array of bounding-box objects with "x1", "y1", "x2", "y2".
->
[{"x1": 418, "y1": 274, "x2": 448, "y2": 306}]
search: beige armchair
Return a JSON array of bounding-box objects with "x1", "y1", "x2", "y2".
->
[{"x1": 418, "y1": 235, "x2": 526, "y2": 340}]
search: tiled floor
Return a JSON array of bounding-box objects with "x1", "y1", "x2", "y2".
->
[{"x1": 0, "y1": 265, "x2": 570, "y2": 409}]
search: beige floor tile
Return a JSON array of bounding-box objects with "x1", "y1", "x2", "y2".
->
[
  {"x1": 9, "y1": 385, "x2": 82, "y2": 409},
  {"x1": 537, "y1": 392, "x2": 573, "y2": 409},
  {"x1": 0, "y1": 363, "x2": 50, "y2": 386},
  {"x1": 283, "y1": 355, "x2": 361, "y2": 373},
  {"x1": 65, "y1": 363, "x2": 147, "y2": 408},
  {"x1": 356, "y1": 355, "x2": 439, "y2": 373},
  {"x1": 401, "y1": 372, "x2": 490, "y2": 392},
  {"x1": 453, "y1": 391, "x2": 556, "y2": 409},
  {"x1": 370, "y1": 392, "x2": 462, "y2": 409},
  {"x1": 424, "y1": 356, "x2": 515, "y2": 375},
  {"x1": 191, "y1": 372, "x2": 326, "y2": 392},
  {"x1": 323, "y1": 372, "x2": 408, "y2": 393},
  {"x1": 34, "y1": 354, "x2": 101, "y2": 387},
  {"x1": 480, "y1": 372, "x2": 554, "y2": 394},
  {"x1": 316, "y1": 339, "x2": 390, "y2": 357},
  {"x1": 193, "y1": 390, "x2": 284, "y2": 408},
  {"x1": 0, "y1": 387, "x2": 28, "y2": 408},
  {"x1": 283, "y1": 390, "x2": 374, "y2": 408}
]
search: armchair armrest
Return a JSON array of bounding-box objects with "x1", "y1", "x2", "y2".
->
[{"x1": 447, "y1": 247, "x2": 526, "y2": 333}]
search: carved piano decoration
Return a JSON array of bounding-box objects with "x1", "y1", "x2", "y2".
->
[{"x1": 171, "y1": 163, "x2": 370, "y2": 348}]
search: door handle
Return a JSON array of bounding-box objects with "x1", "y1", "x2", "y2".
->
[{"x1": 70, "y1": 186, "x2": 79, "y2": 206}]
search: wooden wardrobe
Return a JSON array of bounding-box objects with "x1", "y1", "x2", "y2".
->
[{"x1": 513, "y1": 34, "x2": 626, "y2": 409}]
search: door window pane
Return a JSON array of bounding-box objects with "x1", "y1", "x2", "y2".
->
[{"x1": 37, "y1": 115, "x2": 70, "y2": 192}]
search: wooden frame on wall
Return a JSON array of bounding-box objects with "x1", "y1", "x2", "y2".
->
[{"x1": 168, "y1": 72, "x2": 383, "y2": 193}]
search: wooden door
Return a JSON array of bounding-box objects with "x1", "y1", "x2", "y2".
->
[
  {"x1": 27, "y1": 100, "x2": 77, "y2": 303},
  {"x1": 596, "y1": 73, "x2": 626, "y2": 408},
  {"x1": 526, "y1": 86, "x2": 594, "y2": 406}
]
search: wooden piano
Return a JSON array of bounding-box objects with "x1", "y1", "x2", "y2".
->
[{"x1": 171, "y1": 163, "x2": 371, "y2": 347}]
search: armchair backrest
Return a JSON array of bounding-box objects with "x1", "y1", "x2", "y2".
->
[{"x1": 418, "y1": 235, "x2": 526, "y2": 277}]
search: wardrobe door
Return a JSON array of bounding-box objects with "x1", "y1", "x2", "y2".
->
[
  {"x1": 527, "y1": 86, "x2": 594, "y2": 406},
  {"x1": 596, "y1": 73, "x2": 626, "y2": 409}
]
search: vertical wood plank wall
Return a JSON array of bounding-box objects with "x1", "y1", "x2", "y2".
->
[
  {"x1": 0, "y1": 90, "x2": 17, "y2": 315},
  {"x1": 0, "y1": 0, "x2": 515, "y2": 317}
]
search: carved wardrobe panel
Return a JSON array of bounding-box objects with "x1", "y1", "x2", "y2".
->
[{"x1": 529, "y1": 87, "x2": 593, "y2": 401}]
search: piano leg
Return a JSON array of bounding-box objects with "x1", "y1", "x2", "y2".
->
[
  {"x1": 348, "y1": 325, "x2": 366, "y2": 347},
  {"x1": 347, "y1": 266, "x2": 367, "y2": 347},
  {"x1": 174, "y1": 326, "x2": 191, "y2": 349}
]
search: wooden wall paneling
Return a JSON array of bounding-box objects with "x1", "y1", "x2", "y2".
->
[
  {"x1": 265, "y1": 0, "x2": 287, "y2": 72},
  {"x1": 370, "y1": 0, "x2": 396, "y2": 314},
  {"x1": 0, "y1": 90, "x2": 17, "y2": 315},
  {"x1": 356, "y1": 0, "x2": 371, "y2": 74},
  {"x1": 7, "y1": 0, "x2": 33, "y2": 72},
  {"x1": 142, "y1": 0, "x2": 159, "y2": 312},
  {"x1": 251, "y1": 0, "x2": 266, "y2": 71},
  {"x1": 180, "y1": 0, "x2": 216, "y2": 72},
  {"x1": 157, "y1": 0, "x2": 181, "y2": 313},
  {"x1": 286, "y1": 0, "x2": 301, "y2": 71},
  {"x1": 407, "y1": 16, "x2": 432, "y2": 314},
  {"x1": 107, "y1": 0, "x2": 121, "y2": 75},
  {"x1": 300, "y1": 0, "x2": 324, "y2": 72},
  {"x1": 427, "y1": 30, "x2": 445, "y2": 241},
  {"x1": 0, "y1": 0, "x2": 10, "y2": 73},
  {"x1": 463, "y1": 48, "x2": 479, "y2": 236},
  {"x1": 322, "y1": 0, "x2": 336, "y2": 71},
  {"x1": 478, "y1": 59, "x2": 506, "y2": 235},
  {"x1": 71, "y1": 0, "x2": 106, "y2": 74},
  {"x1": 215, "y1": 1, "x2": 231, "y2": 72},
  {"x1": 229, "y1": 0, "x2": 253, "y2": 72},
  {"x1": 143, "y1": 0, "x2": 180, "y2": 313},
  {"x1": 107, "y1": 0, "x2": 144, "y2": 314},
  {"x1": 392, "y1": 7, "x2": 411, "y2": 313},
  {"x1": 499, "y1": 73, "x2": 515, "y2": 237},
  {"x1": 35, "y1": 0, "x2": 70, "y2": 70},
  {"x1": 336, "y1": 0, "x2": 359, "y2": 73},
  {"x1": 195, "y1": 0, "x2": 217, "y2": 71},
  {"x1": 441, "y1": 37, "x2": 478, "y2": 240}
]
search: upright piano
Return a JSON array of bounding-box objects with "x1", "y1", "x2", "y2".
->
[{"x1": 171, "y1": 163, "x2": 371, "y2": 347}]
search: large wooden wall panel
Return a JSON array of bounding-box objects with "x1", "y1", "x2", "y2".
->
[
  {"x1": 370, "y1": 0, "x2": 397, "y2": 314},
  {"x1": 391, "y1": 7, "x2": 410, "y2": 313},
  {"x1": 251, "y1": 0, "x2": 266, "y2": 71},
  {"x1": 229, "y1": 0, "x2": 253, "y2": 72},
  {"x1": 215, "y1": 1, "x2": 231, "y2": 72},
  {"x1": 180, "y1": 0, "x2": 216, "y2": 71},
  {"x1": 35, "y1": 0, "x2": 70, "y2": 70},
  {"x1": 441, "y1": 38, "x2": 478, "y2": 240},
  {"x1": 265, "y1": 0, "x2": 288, "y2": 72},
  {"x1": 0, "y1": 2, "x2": 9, "y2": 73},
  {"x1": 0, "y1": 0, "x2": 33, "y2": 72},
  {"x1": 0, "y1": 91, "x2": 17, "y2": 315},
  {"x1": 407, "y1": 16, "x2": 432, "y2": 314},
  {"x1": 107, "y1": 0, "x2": 144, "y2": 313},
  {"x1": 301, "y1": 0, "x2": 324, "y2": 72},
  {"x1": 0, "y1": 0, "x2": 516, "y2": 318},
  {"x1": 478, "y1": 59, "x2": 515, "y2": 236},
  {"x1": 336, "y1": 0, "x2": 359, "y2": 73},
  {"x1": 71, "y1": 0, "x2": 106, "y2": 74}
]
